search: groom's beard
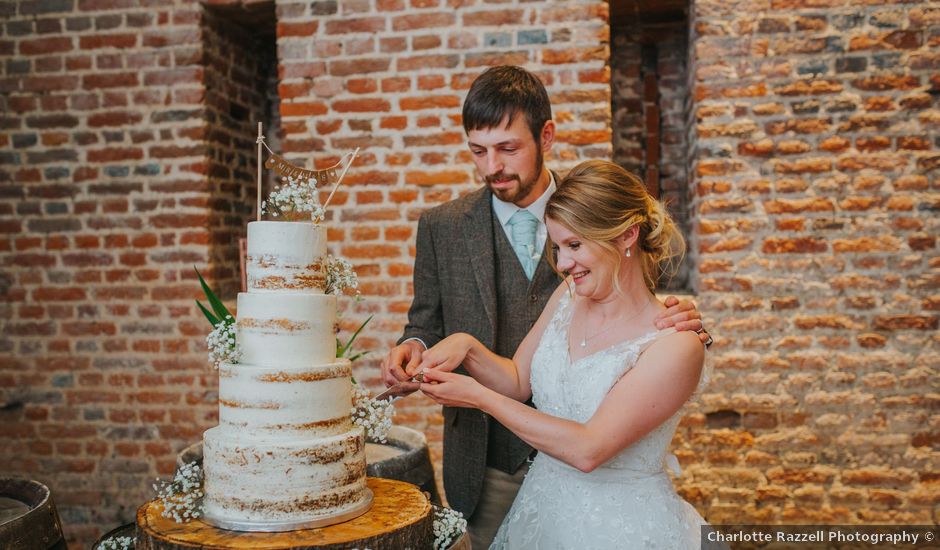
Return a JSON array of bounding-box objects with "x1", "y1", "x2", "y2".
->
[{"x1": 485, "y1": 146, "x2": 544, "y2": 204}]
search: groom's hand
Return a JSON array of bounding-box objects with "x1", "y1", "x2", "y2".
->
[
  {"x1": 380, "y1": 340, "x2": 425, "y2": 395},
  {"x1": 655, "y1": 296, "x2": 713, "y2": 348}
]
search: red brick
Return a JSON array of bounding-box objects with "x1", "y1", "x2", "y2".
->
[
  {"x1": 398, "y1": 95, "x2": 460, "y2": 111},
  {"x1": 347, "y1": 78, "x2": 378, "y2": 94},
  {"x1": 277, "y1": 21, "x2": 319, "y2": 37},
  {"x1": 82, "y1": 72, "x2": 138, "y2": 89},
  {"x1": 325, "y1": 17, "x2": 386, "y2": 34},
  {"x1": 20, "y1": 37, "x2": 73, "y2": 55},
  {"x1": 462, "y1": 9, "x2": 524, "y2": 26},
  {"x1": 392, "y1": 12, "x2": 455, "y2": 31},
  {"x1": 79, "y1": 34, "x2": 137, "y2": 49},
  {"x1": 872, "y1": 315, "x2": 939, "y2": 331},
  {"x1": 852, "y1": 74, "x2": 920, "y2": 91},
  {"x1": 543, "y1": 46, "x2": 607, "y2": 65},
  {"x1": 405, "y1": 170, "x2": 470, "y2": 186},
  {"x1": 557, "y1": 129, "x2": 611, "y2": 145},
  {"x1": 332, "y1": 98, "x2": 391, "y2": 113},
  {"x1": 86, "y1": 147, "x2": 143, "y2": 162},
  {"x1": 381, "y1": 116, "x2": 408, "y2": 130},
  {"x1": 762, "y1": 237, "x2": 828, "y2": 254},
  {"x1": 329, "y1": 58, "x2": 390, "y2": 76},
  {"x1": 398, "y1": 54, "x2": 461, "y2": 72},
  {"x1": 32, "y1": 287, "x2": 87, "y2": 301}
]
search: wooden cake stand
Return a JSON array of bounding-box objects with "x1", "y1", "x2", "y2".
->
[{"x1": 136, "y1": 478, "x2": 432, "y2": 550}]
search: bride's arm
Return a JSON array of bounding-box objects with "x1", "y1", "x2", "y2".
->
[
  {"x1": 416, "y1": 280, "x2": 572, "y2": 402},
  {"x1": 420, "y1": 330, "x2": 704, "y2": 472}
]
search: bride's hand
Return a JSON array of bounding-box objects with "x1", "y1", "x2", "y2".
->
[
  {"x1": 419, "y1": 368, "x2": 485, "y2": 408},
  {"x1": 411, "y1": 333, "x2": 474, "y2": 376}
]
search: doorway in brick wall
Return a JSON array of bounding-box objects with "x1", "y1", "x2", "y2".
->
[
  {"x1": 200, "y1": 1, "x2": 279, "y2": 298},
  {"x1": 610, "y1": 0, "x2": 692, "y2": 292}
]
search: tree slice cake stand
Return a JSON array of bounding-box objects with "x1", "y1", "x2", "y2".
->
[{"x1": 136, "y1": 478, "x2": 432, "y2": 550}]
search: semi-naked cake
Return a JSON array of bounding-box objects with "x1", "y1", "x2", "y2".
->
[{"x1": 202, "y1": 221, "x2": 372, "y2": 531}]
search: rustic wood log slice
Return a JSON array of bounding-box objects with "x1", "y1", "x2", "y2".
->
[
  {"x1": 136, "y1": 478, "x2": 432, "y2": 550},
  {"x1": 0, "y1": 478, "x2": 66, "y2": 550}
]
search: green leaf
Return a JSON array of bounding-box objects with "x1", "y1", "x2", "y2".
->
[
  {"x1": 196, "y1": 300, "x2": 219, "y2": 326},
  {"x1": 340, "y1": 315, "x2": 373, "y2": 358},
  {"x1": 194, "y1": 267, "x2": 232, "y2": 322},
  {"x1": 347, "y1": 350, "x2": 370, "y2": 362}
]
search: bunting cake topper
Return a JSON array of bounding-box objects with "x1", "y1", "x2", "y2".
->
[{"x1": 254, "y1": 122, "x2": 358, "y2": 222}]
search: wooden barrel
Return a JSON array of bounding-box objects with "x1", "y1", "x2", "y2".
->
[
  {"x1": 365, "y1": 426, "x2": 441, "y2": 504},
  {"x1": 0, "y1": 479, "x2": 66, "y2": 550},
  {"x1": 176, "y1": 426, "x2": 441, "y2": 503}
]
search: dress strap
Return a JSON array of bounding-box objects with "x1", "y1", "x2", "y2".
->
[{"x1": 636, "y1": 327, "x2": 677, "y2": 355}]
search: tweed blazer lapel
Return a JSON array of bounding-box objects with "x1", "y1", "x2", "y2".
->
[{"x1": 460, "y1": 190, "x2": 497, "y2": 343}]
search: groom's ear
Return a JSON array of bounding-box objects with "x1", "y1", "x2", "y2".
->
[{"x1": 539, "y1": 120, "x2": 556, "y2": 153}]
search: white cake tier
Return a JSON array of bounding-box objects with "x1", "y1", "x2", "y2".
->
[
  {"x1": 218, "y1": 360, "x2": 353, "y2": 438},
  {"x1": 246, "y1": 221, "x2": 327, "y2": 294},
  {"x1": 202, "y1": 426, "x2": 369, "y2": 525},
  {"x1": 236, "y1": 292, "x2": 337, "y2": 367}
]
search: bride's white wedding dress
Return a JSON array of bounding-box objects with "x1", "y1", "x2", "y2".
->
[{"x1": 490, "y1": 291, "x2": 711, "y2": 549}]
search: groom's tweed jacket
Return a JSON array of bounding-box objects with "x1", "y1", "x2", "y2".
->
[{"x1": 400, "y1": 183, "x2": 562, "y2": 518}]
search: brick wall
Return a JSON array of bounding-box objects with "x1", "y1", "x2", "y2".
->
[
  {"x1": 2, "y1": 0, "x2": 937, "y2": 546},
  {"x1": 684, "y1": 0, "x2": 939, "y2": 523}
]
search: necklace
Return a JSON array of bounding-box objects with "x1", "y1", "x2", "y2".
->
[{"x1": 580, "y1": 298, "x2": 653, "y2": 348}]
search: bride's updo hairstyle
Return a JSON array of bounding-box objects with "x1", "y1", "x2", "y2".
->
[{"x1": 546, "y1": 160, "x2": 685, "y2": 293}]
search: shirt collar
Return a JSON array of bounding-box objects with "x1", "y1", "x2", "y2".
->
[{"x1": 492, "y1": 171, "x2": 557, "y2": 227}]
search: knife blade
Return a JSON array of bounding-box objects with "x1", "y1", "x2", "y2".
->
[{"x1": 373, "y1": 372, "x2": 425, "y2": 402}]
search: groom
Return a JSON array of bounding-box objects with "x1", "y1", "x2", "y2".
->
[{"x1": 381, "y1": 65, "x2": 707, "y2": 547}]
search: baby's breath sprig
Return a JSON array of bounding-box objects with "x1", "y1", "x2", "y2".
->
[
  {"x1": 325, "y1": 255, "x2": 360, "y2": 297},
  {"x1": 351, "y1": 382, "x2": 395, "y2": 443},
  {"x1": 152, "y1": 461, "x2": 204, "y2": 523},
  {"x1": 97, "y1": 536, "x2": 134, "y2": 550},
  {"x1": 206, "y1": 316, "x2": 240, "y2": 370},
  {"x1": 432, "y1": 505, "x2": 467, "y2": 550},
  {"x1": 261, "y1": 175, "x2": 325, "y2": 222}
]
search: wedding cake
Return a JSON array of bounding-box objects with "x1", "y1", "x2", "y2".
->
[{"x1": 201, "y1": 221, "x2": 372, "y2": 531}]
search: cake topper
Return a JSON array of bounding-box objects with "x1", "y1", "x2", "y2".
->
[{"x1": 254, "y1": 122, "x2": 359, "y2": 223}]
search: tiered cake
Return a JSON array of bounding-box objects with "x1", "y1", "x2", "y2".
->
[{"x1": 202, "y1": 221, "x2": 372, "y2": 531}]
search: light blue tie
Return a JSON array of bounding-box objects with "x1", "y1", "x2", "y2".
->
[{"x1": 507, "y1": 209, "x2": 539, "y2": 280}]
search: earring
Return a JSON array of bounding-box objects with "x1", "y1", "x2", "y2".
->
[{"x1": 625, "y1": 248, "x2": 631, "y2": 258}]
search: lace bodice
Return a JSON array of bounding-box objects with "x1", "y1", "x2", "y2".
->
[{"x1": 529, "y1": 290, "x2": 681, "y2": 474}]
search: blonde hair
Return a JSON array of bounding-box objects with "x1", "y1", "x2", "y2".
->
[{"x1": 546, "y1": 160, "x2": 685, "y2": 293}]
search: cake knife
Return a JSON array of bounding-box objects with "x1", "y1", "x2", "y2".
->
[{"x1": 374, "y1": 372, "x2": 425, "y2": 402}]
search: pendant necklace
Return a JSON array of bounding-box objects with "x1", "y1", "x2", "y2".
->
[{"x1": 580, "y1": 298, "x2": 654, "y2": 348}]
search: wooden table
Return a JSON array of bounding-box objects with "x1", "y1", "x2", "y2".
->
[{"x1": 136, "y1": 478, "x2": 432, "y2": 550}]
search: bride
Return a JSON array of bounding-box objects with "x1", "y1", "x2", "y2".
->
[{"x1": 417, "y1": 160, "x2": 713, "y2": 549}]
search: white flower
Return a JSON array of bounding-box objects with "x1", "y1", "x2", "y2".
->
[
  {"x1": 153, "y1": 461, "x2": 204, "y2": 523},
  {"x1": 97, "y1": 536, "x2": 134, "y2": 550},
  {"x1": 261, "y1": 175, "x2": 324, "y2": 222},
  {"x1": 207, "y1": 316, "x2": 240, "y2": 369},
  {"x1": 432, "y1": 505, "x2": 467, "y2": 550},
  {"x1": 351, "y1": 383, "x2": 395, "y2": 443},
  {"x1": 325, "y1": 255, "x2": 360, "y2": 296}
]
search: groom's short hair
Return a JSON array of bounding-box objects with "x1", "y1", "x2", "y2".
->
[{"x1": 462, "y1": 65, "x2": 552, "y2": 145}]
